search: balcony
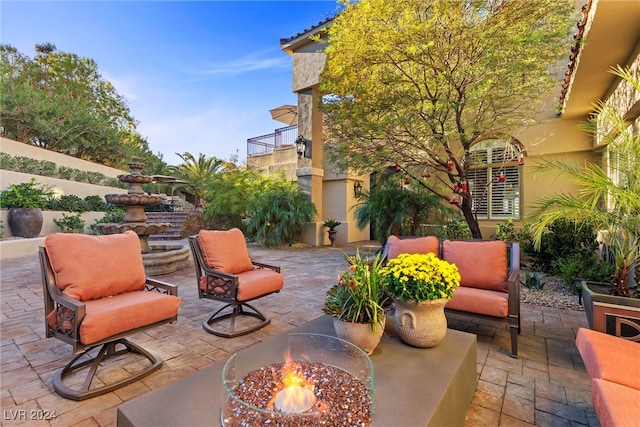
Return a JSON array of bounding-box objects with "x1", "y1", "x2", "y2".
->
[{"x1": 247, "y1": 125, "x2": 298, "y2": 157}]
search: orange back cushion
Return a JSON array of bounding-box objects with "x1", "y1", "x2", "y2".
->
[
  {"x1": 387, "y1": 235, "x2": 440, "y2": 259},
  {"x1": 198, "y1": 228, "x2": 253, "y2": 274},
  {"x1": 44, "y1": 231, "x2": 146, "y2": 301},
  {"x1": 442, "y1": 240, "x2": 508, "y2": 291}
]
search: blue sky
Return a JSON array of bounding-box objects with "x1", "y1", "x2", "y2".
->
[{"x1": 1, "y1": 1, "x2": 340, "y2": 166}]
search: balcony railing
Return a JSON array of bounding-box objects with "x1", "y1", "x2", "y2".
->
[{"x1": 247, "y1": 125, "x2": 298, "y2": 157}]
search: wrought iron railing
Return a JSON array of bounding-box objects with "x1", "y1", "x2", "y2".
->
[{"x1": 247, "y1": 125, "x2": 298, "y2": 157}]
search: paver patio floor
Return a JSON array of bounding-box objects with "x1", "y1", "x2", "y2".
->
[{"x1": 0, "y1": 240, "x2": 598, "y2": 426}]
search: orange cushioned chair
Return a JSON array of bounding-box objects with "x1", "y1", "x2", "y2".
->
[
  {"x1": 189, "y1": 229, "x2": 284, "y2": 338},
  {"x1": 39, "y1": 231, "x2": 180, "y2": 400}
]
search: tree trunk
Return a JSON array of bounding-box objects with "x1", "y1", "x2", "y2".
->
[
  {"x1": 460, "y1": 198, "x2": 482, "y2": 239},
  {"x1": 610, "y1": 266, "x2": 630, "y2": 297}
]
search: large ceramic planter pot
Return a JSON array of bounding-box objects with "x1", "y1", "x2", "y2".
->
[
  {"x1": 327, "y1": 230, "x2": 337, "y2": 246},
  {"x1": 582, "y1": 281, "x2": 640, "y2": 339},
  {"x1": 333, "y1": 317, "x2": 385, "y2": 355},
  {"x1": 8, "y1": 208, "x2": 43, "y2": 238},
  {"x1": 393, "y1": 298, "x2": 448, "y2": 348}
]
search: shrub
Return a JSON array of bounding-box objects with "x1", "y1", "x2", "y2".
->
[
  {"x1": 73, "y1": 170, "x2": 89, "y2": 183},
  {"x1": 0, "y1": 152, "x2": 17, "y2": 170},
  {"x1": 554, "y1": 252, "x2": 615, "y2": 292},
  {"x1": 86, "y1": 171, "x2": 104, "y2": 184},
  {"x1": 57, "y1": 166, "x2": 75, "y2": 180},
  {"x1": 89, "y1": 207, "x2": 126, "y2": 234},
  {"x1": 495, "y1": 218, "x2": 532, "y2": 244},
  {"x1": 246, "y1": 181, "x2": 317, "y2": 247},
  {"x1": 46, "y1": 194, "x2": 88, "y2": 212},
  {"x1": 14, "y1": 156, "x2": 41, "y2": 174},
  {"x1": 0, "y1": 178, "x2": 53, "y2": 208},
  {"x1": 526, "y1": 219, "x2": 599, "y2": 273},
  {"x1": 435, "y1": 219, "x2": 472, "y2": 240},
  {"x1": 53, "y1": 213, "x2": 85, "y2": 233},
  {"x1": 83, "y1": 195, "x2": 109, "y2": 211},
  {"x1": 40, "y1": 160, "x2": 57, "y2": 176},
  {"x1": 180, "y1": 211, "x2": 217, "y2": 237}
]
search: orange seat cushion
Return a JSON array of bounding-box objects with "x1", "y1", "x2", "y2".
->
[
  {"x1": 442, "y1": 240, "x2": 508, "y2": 292},
  {"x1": 446, "y1": 286, "x2": 509, "y2": 318},
  {"x1": 386, "y1": 235, "x2": 440, "y2": 259},
  {"x1": 200, "y1": 268, "x2": 284, "y2": 301},
  {"x1": 44, "y1": 231, "x2": 146, "y2": 301},
  {"x1": 575, "y1": 328, "x2": 640, "y2": 390},
  {"x1": 46, "y1": 291, "x2": 180, "y2": 345},
  {"x1": 591, "y1": 379, "x2": 640, "y2": 427},
  {"x1": 198, "y1": 228, "x2": 253, "y2": 274}
]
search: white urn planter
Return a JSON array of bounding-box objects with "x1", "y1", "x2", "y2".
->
[{"x1": 393, "y1": 298, "x2": 448, "y2": 348}]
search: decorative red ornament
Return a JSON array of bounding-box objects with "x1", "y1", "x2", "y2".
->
[
  {"x1": 452, "y1": 182, "x2": 459, "y2": 192},
  {"x1": 447, "y1": 159, "x2": 454, "y2": 170},
  {"x1": 497, "y1": 172, "x2": 507, "y2": 182},
  {"x1": 448, "y1": 196, "x2": 459, "y2": 205},
  {"x1": 460, "y1": 180, "x2": 468, "y2": 192},
  {"x1": 395, "y1": 163, "x2": 400, "y2": 171},
  {"x1": 518, "y1": 153, "x2": 525, "y2": 166},
  {"x1": 404, "y1": 176, "x2": 410, "y2": 185}
]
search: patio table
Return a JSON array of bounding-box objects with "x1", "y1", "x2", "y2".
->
[{"x1": 117, "y1": 315, "x2": 477, "y2": 427}]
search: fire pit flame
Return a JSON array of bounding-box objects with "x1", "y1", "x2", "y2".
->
[
  {"x1": 221, "y1": 333, "x2": 374, "y2": 426},
  {"x1": 273, "y1": 354, "x2": 316, "y2": 413},
  {"x1": 275, "y1": 385, "x2": 315, "y2": 413}
]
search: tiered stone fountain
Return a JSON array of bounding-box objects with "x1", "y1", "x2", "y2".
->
[{"x1": 96, "y1": 159, "x2": 190, "y2": 275}]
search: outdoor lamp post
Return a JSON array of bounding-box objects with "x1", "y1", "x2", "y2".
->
[{"x1": 295, "y1": 135, "x2": 306, "y2": 159}]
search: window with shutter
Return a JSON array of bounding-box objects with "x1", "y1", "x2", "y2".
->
[{"x1": 469, "y1": 139, "x2": 521, "y2": 220}]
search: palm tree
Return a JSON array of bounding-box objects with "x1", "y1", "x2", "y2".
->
[
  {"x1": 354, "y1": 179, "x2": 451, "y2": 245},
  {"x1": 169, "y1": 152, "x2": 229, "y2": 208},
  {"x1": 530, "y1": 66, "x2": 640, "y2": 297}
]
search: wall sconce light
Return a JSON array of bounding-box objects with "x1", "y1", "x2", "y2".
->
[
  {"x1": 295, "y1": 135, "x2": 306, "y2": 159},
  {"x1": 354, "y1": 181, "x2": 363, "y2": 197}
]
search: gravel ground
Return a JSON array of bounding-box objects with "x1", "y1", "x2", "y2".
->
[{"x1": 519, "y1": 271, "x2": 584, "y2": 311}]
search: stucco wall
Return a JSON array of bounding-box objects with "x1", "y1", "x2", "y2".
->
[
  {"x1": 1, "y1": 137, "x2": 125, "y2": 177},
  {"x1": 1, "y1": 137, "x2": 129, "y2": 250}
]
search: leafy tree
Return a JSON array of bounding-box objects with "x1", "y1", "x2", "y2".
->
[
  {"x1": 203, "y1": 166, "x2": 270, "y2": 229},
  {"x1": 354, "y1": 175, "x2": 452, "y2": 244},
  {"x1": 169, "y1": 152, "x2": 230, "y2": 208},
  {"x1": 320, "y1": 0, "x2": 575, "y2": 238},
  {"x1": 0, "y1": 44, "x2": 160, "y2": 169},
  {"x1": 246, "y1": 178, "x2": 317, "y2": 247}
]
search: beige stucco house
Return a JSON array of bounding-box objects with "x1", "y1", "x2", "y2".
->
[{"x1": 247, "y1": 0, "x2": 639, "y2": 246}]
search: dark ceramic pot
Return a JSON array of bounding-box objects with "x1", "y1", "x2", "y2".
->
[{"x1": 8, "y1": 208, "x2": 43, "y2": 238}]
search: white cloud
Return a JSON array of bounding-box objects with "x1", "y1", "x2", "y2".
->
[{"x1": 187, "y1": 51, "x2": 290, "y2": 77}]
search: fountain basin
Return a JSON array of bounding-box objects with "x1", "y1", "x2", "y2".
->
[{"x1": 143, "y1": 244, "x2": 190, "y2": 276}]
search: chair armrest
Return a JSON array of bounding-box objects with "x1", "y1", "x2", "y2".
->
[
  {"x1": 48, "y1": 284, "x2": 86, "y2": 314},
  {"x1": 200, "y1": 264, "x2": 238, "y2": 281},
  {"x1": 507, "y1": 269, "x2": 520, "y2": 299},
  {"x1": 145, "y1": 278, "x2": 179, "y2": 296},
  {"x1": 252, "y1": 261, "x2": 281, "y2": 273}
]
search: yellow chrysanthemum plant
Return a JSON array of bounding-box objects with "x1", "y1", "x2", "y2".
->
[{"x1": 380, "y1": 253, "x2": 461, "y2": 303}]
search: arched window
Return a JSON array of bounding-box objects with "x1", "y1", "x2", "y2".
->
[{"x1": 468, "y1": 139, "x2": 522, "y2": 220}]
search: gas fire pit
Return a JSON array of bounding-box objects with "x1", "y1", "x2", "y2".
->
[{"x1": 221, "y1": 333, "x2": 374, "y2": 426}]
